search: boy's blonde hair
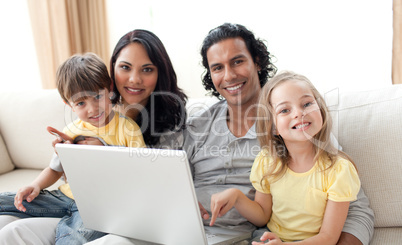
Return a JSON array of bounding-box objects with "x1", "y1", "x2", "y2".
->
[
  {"x1": 56, "y1": 53, "x2": 111, "y2": 103},
  {"x1": 256, "y1": 71, "x2": 356, "y2": 181}
]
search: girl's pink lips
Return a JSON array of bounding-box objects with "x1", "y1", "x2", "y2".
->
[{"x1": 292, "y1": 122, "x2": 311, "y2": 130}]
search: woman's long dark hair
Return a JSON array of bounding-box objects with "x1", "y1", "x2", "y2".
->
[{"x1": 110, "y1": 29, "x2": 187, "y2": 146}]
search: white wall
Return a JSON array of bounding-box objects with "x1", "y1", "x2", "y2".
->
[
  {"x1": 0, "y1": 0, "x2": 41, "y2": 92},
  {"x1": 107, "y1": 0, "x2": 393, "y2": 97},
  {"x1": 1, "y1": 0, "x2": 392, "y2": 98}
]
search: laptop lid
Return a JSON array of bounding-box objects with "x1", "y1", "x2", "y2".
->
[{"x1": 56, "y1": 144, "x2": 251, "y2": 245}]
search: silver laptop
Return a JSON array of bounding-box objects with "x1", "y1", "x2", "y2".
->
[{"x1": 56, "y1": 144, "x2": 252, "y2": 245}]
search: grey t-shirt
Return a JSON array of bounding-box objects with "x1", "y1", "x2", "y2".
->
[{"x1": 184, "y1": 100, "x2": 259, "y2": 231}]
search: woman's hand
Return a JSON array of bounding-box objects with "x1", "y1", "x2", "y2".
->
[{"x1": 75, "y1": 136, "x2": 104, "y2": 145}]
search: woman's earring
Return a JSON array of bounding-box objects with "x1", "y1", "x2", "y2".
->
[{"x1": 109, "y1": 91, "x2": 116, "y2": 100}]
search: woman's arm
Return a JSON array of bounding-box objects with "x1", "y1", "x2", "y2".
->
[{"x1": 210, "y1": 188, "x2": 272, "y2": 227}]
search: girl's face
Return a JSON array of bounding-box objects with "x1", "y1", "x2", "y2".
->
[
  {"x1": 270, "y1": 79, "x2": 323, "y2": 144},
  {"x1": 114, "y1": 42, "x2": 158, "y2": 108}
]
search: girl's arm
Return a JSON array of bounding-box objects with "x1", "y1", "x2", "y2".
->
[
  {"x1": 254, "y1": 200, "x2": 350, "y2": 245},
  {"x1": 302, "y1": 201, "x2": 350, "y2": 244},
  {"x1": 210, "y1": 188, "x2": 272, "y2": 227}
]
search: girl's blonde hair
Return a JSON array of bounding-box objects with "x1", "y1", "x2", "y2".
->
[{"x1": 256, "y1": 71, "x2": 356, "y2": 182}]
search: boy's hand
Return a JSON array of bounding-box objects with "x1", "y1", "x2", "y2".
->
[
  {"x1": 14, "y1": 185, "x2": 41, "y2": 212},
  {"x1": 47, "y1": 126, "x2": 73, "y2": 153}
]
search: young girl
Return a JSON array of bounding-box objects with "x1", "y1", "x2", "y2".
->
[{"x1": 209, "y1": 71, "x2": 360, "y2": 244}]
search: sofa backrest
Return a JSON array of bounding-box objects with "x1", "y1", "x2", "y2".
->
[
  {"x1": 0, "y1": 89, "x2": 73, "y2": 170},
  {"x1": 326, "y1": 85, "x2": 402, "y2": 228}
]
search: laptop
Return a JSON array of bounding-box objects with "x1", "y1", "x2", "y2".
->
[{"x1": 56, "y1": 144, "x2": 252, "y2": 245}]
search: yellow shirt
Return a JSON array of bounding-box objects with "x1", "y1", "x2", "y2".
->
[
  {"x1": 59, "y1": 110, "x2": 146, "y2": 199},
  {"x1": 250, "y1": 150, "x2": 360, "y2": 242}
]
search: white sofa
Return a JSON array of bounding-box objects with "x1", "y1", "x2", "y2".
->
[{"x1": 1, "y1": 86, "x2": 402, "y2": 244}]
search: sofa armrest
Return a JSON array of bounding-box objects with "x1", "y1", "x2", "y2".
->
[{"x1": 0, "y1": 133, "x2": 14, "y2": 175}]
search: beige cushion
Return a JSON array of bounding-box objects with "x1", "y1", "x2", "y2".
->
[
  {"x1": 0, "y1": 169, "x2": 63, "y2": 192},
  {"x1": 0, "y1": 90, "x2": 74, "y2": 170},
  {"x1": 0, "y1": 133, "x2": 14, "y2": 174},
  {"x1": 327, "y1": 85, "x2": 402, "y2": 228}
]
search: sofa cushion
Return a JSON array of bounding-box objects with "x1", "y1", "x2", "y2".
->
[
  {"x1": 326, "y1": 85, "x2": 402, "y2": 228},
  {"x1": 0, "y1": 169, "x2": 63, "y2": 192},
  {"x1": 0, "y1": 90, "x2": 74, "y2": 170},
  {"x1": 0, "y1": 133, "x2": 14, "y2": 174}
]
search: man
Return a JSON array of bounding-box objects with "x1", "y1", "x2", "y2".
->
[{"x1": 184, "y1": 23, "x2": 374, "y2": 245}]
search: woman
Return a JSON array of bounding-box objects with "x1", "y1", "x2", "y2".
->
[
  {"x1": 110, "y1": 29, "x2": 187, "y2": 148},
  {"x1": 0, "y1": 29, "x2": 188, "y2": 245}
]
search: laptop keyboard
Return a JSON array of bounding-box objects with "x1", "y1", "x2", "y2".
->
[{"x1": 205, "y1": 232, "x2": 216, "y2": 239}]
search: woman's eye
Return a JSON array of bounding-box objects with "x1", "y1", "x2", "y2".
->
[
  {"x1": 95, "y1": 94, "x2": 102, "y2": 100},
  {"x1": 143, "y1": 67, "x2": 153, "y2": 73},
  {"x1": 121, "y1": 65, "x2": 129, "y2": 70},
  {"x1": 279, "y1": 109, "x2": 289, "y2": 114},
  {"x1": 76, "y1": 101, "x2": 84, "y2": 107}
]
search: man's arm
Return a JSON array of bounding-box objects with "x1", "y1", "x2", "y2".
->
[
  {"x1": 338, "y1": 188, "x2": 374, "y2": 245},
  {"x1": 337, "y1": 232, "x2": 363, "y2": 245}
]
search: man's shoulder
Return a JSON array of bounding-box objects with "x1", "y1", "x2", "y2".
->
[{"x1": 187, "y1": 99, "x2": 227, "y2": 126}]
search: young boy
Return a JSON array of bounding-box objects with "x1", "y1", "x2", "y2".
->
[{"x1": 0, "y1": 53, "x2": 145, "y2": 244}]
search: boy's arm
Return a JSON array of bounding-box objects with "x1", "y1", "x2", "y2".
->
[{"x1": 14, "y1": 167, "x2": 63, "y2": 212}]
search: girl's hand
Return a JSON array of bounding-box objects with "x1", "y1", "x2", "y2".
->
[
  {"x1": 209, "y1": 188, "x2": 241, "y2": 226},
  {"x1": 14, "y1": 185, "x2": 40, "y2": 212},
  {"x1": 252, "y1": 231, "x2": 282, "y2": 245}
]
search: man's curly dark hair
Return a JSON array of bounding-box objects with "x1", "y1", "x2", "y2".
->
[{"x1": 200, "y1": 23, "x2": 277, "y2": 99}]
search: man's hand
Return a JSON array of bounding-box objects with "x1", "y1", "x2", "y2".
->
[
  {"x1": 337, "y1": 232, "x2": 363, "y2": 245},
  {"x1": 199, "y1": 202, "x2": 210, "y2": 220},
  {"x1": 14, "y1": 185, "x2": 40, "y2": 212}
]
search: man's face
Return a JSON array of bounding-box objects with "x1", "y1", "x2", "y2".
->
[{"x1": 206, "y1": 37, "x2": 261, "y2": 108}]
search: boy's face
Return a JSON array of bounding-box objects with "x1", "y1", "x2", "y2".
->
[{"x1": 69, "y1": 89, "x2": 113, "y2": 127}]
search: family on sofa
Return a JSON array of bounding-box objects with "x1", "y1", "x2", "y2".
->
[{"x1": 0, "y1": 23, "x2": 374, "y2": 245}]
